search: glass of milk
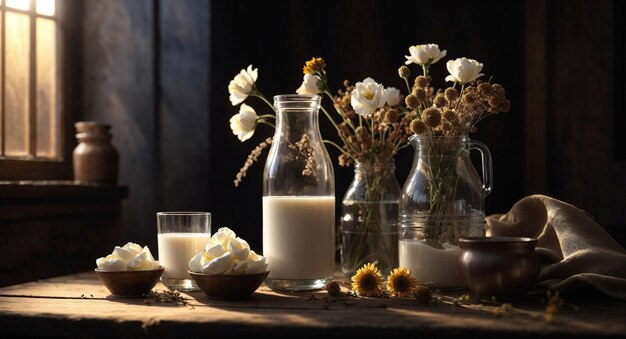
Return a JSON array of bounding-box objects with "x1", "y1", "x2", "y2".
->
[{"x1": 157, "y1": 212, "x2": 211, "y2": 291}]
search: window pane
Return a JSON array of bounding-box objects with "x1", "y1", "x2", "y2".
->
[
  {"x1": 6, "y1": 0, "x2": 30, "y2": 11},
  {"x1": 36, "y1": 0, "x2": 55, "y2": 16},
  {"x1": 5, "y1": 12, "x2": 30, "y2": 157},
  {"x1": 36, "y1": 18, "x2": 57, "y2": 158}
]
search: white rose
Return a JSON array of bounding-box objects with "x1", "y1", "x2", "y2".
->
[
  {"x1": 202, "y1": 251, "x2": 235, "y2": 275},
  {"x1": 350, "y1": 77, "x2": 386, "y2": 116},
  {"x1": 385, "y1": 87, "x2": 401, "y2": 106},
  {"x1": 296, "y1": 74, "x2": 321, "y2": 95},
  {"x1": 445, "y1": 57, "x2": 484, "y2": 84},
  {"x1": 229, "y1": 104, "x2": 258, "y2": 142},
  {"x1": 404, "y1": 44, "x2": 447, "y2": 66},
  {"x1": 229, "y1": 237, "x2": 250, "y2": 261},
  {"x1": 228, "y1": 65, "x2": 258, "y2": 106}
]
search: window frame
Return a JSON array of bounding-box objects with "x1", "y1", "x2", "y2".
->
[{"x1": 0, "y1": 0, "x2": 75, "y2": 181}]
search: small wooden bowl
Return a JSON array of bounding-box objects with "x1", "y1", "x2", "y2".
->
[
  {"x1": 95, "y1": 267, "x2": 164, "y2": 297},
  {"x1": 189, "y1": 271, "x2": 269, "y2": 300}
]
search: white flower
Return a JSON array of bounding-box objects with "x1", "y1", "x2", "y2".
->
[
  {"x1": 229, "y1": 104, "x2": 258, "y2": 142},
  {"x1": 404, "y1": 44, "x2": 447, "y2": 66},
  {"x1": 296, "y1": 74, "x2": 321, "y2": 95},
  {"x1": 228, "y1": 65, "x2": 258, "y2": 106},
  {"x1": 445, "y1": 57, "x2": 484, "y2": 84},
  {"x1": 350, "y1": 77, "x2": 386, "y2": 116},
  {"x1": 385, "y1": 87, "x2": 401, "y2": 106}
]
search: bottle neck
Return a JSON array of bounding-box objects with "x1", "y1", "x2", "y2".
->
[{"x1": 273, "y1": 95, "x2": 323, "y2": 142}]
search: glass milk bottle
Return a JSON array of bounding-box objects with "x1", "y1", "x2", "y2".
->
[{"x1": 263, "y1": 94, "x2": 335, "y2": 291}]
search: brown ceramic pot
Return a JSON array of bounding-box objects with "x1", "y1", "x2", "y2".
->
[
  {"x1": 73, "y1": 121, "x2": 119, "y2": 184},
  {"x1": 459, "y1": 237, "x2": 540, "y2": 301}
]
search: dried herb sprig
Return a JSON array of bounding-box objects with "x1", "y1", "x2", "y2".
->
[{"x1": 143, "y1": 289, "x2": 191, "y2": 307}]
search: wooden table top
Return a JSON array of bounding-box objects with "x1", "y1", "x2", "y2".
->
[{"x1": 0, "y1": 270, "x2": 625, "y2": 338}]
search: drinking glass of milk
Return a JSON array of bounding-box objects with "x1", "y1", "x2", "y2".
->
[{"x1": 157, "y1": 212, "x2": 211, "y2": 291}]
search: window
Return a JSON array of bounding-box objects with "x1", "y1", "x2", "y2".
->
[{"x1": 0, "y1": 0, "x2": 69, "y2": 180}]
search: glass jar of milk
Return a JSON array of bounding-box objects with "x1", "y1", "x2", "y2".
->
[{"x1": 262, "y1": 94, "x2": 335, "y2": 291}]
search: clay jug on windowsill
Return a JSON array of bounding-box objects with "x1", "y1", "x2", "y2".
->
[{"x1": 72, "y1": 121, "x2": 119, "y2": 184}]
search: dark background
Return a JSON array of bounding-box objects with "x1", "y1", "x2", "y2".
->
[{"x1": 75, "y1": 0, "x2": 625, "y2": 254}]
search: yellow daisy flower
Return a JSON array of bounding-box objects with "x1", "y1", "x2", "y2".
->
[
  {"x1": 303, "y1": 57, "x2": 326, "y2": 75},
  {"x1": 351, "y1": 263, "x2": 384, "y2": 297},
  {"x1": 386, "y1": 267, "x2": 417, "y2": 297}
]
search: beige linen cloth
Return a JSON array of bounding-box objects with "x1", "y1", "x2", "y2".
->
[{"x1": 486, "y1": 194, "x2": 626, "y2": 300}]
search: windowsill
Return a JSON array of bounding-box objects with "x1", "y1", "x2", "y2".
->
[
  {"x1": 0, "y1": 181, "x2": 128, "y2": 221},
  {"x1": 0, "y1": 180, "x2": 128, "y2": 201}
]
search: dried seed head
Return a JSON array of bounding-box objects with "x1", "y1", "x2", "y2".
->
[
  {"x1": 462, "y1": 93, "x2": 478, "y2": 105},
  {"x1": 326, "y1": 281, "x2": 342, "y2": 297},
  {"x1": 414, "y1": 285, "x2": 432, "y2": 304},
  {"x1": 414, "y1": 88, "x2": 427, "y2": 102},
  {"x1": 385, "y1": 108, "x2": 400, "y2": 123},
  {"x1": 443, "y1": 110, "x2": 456, "y2": 121},
  {"x1": 410, "y1": 119, "x2": 427, "y2": 134},
  {"x1": 421, "y1": 107, "x2": 442, "y2": 128},
  {"x1": 433, "y1": 95, "x2": 448, "y2": 108},
  {"x1": 415, "y1": 76, "x2": 429, "y2": 88},
  {"x1": 405, "y1": 95, "x2": 420, "y2": 109},
  {"x1": 398, "y1": 66, "x2": 411, "y2": 79},
  {"x1": 444, "y1": 87, "x2": 459, "y2": 101}
]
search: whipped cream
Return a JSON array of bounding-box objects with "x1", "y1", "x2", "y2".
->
[
  {"x1": 96, "y1": 242, "x2": 160, "y2": 271},
  {"x1": 188, "y1": 227, "x2": 267, "y2": 275}
]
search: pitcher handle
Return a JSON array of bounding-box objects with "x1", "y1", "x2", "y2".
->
[{"x1": 469, "y1": 140, "x2": 493, "y2": 196}]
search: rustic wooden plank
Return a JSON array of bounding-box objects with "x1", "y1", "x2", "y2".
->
[{"x1": 0, "y1": 271, "x2": 624, "y2": 338}]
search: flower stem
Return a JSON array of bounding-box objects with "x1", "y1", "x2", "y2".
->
[
  {"x1": 324, "y1": 139, "x2": 349, "y2": 155},
  {"x1": 404, "y1": 78, "x2": 411, "y2": 94},
  {"x1": 254, "y1": 93, "x2": 276, "y2": 112}
]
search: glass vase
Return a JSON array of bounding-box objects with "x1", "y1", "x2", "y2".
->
[
  {"x1": 340, "y1": 161, "x2": 400, "y2": 279},
  {"x1": 262, "y1": 94, "x2": 335, "y2": 291},
  {"x1": 399, "y1": 135, "x2": 492, "y2": 288}
]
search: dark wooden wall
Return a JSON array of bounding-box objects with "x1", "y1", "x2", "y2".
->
[
  {"x1": 525, "y1": 0, "x2": 626, "y2": 244},
  {"x1": 71, "y1": 0, "x2": 625, "y2": 254}
]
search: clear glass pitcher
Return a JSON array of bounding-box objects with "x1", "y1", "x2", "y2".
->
[
  {"x1": 262, "y1": 94, "x2": 335, "y2": 291},
  {"x1": 398, "y1": 135, "x2": 492, "y2": 288}
]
